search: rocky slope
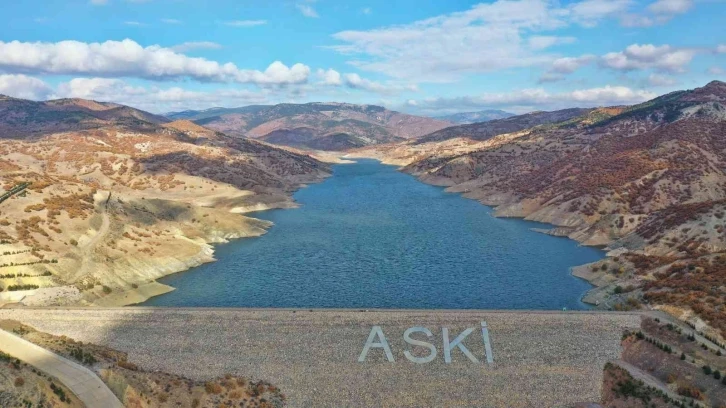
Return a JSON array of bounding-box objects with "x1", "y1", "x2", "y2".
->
[
  {"x1": 434, "y1": 109, "x2": 515, "y2": 124},
  {"x1": 168, "y1": 102, "x2": 452, "y2": 151},
  {"x1": 355, "y1": 81, "x2": 726, "y2": 339},
  {"x1": 0, "y1": 96, "x2": 330, "y2": 306}
]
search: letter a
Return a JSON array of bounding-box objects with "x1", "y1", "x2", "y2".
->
[
  {"x1": 442, "y1": 327, "x2": 479, "y2": 363},
  {"x1": 358, "y1": 326, "x2": 394, "y2": 362}
]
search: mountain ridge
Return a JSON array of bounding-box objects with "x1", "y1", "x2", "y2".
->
[
  {"x1": 434, "y1": 109, "x2": 515, "y2": 124},
  {"x1": 0, "y1": 95, "x2": 170, "y2": 138},
  {"x1": 165, "y1": 102, "x2": 453, "y2": 151},
  {"x1": 354, "y1": 80, "x2": 726, "y2": 339}
]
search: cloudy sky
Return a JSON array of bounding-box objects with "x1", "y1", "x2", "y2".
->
[{"x1": 0, "y1": 0, "x2": 723, "y2": 115}]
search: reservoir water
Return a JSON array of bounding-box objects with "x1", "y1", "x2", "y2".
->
[{"x1": 144, "y1": 159, "x2": 603, "y2": 309}]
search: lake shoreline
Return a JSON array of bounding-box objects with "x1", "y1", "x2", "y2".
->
[
  {"x1": 345, "y1": 152, "x2": 608, "y2": 308},
  {"x1": 140, "y1": 158, "x2": 602, "y2": 309}
]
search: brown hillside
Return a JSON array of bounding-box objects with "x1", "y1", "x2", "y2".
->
[{"x1": 359, "y1": 80, "x2": 726, "y2": 338}]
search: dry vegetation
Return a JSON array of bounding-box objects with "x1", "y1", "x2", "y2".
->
[
  {"x1": 0, "y1": 320, "x2": 285, "y2": 408},
  {"x1": 0, "y1": 96, "x2": 329, "y2": 305},
  {"x1": 0, "y1": 348, "x2": 83, "y2": 407},
  {"x1": 358, "y1": 81, "x2": 726, "y2": 340}
]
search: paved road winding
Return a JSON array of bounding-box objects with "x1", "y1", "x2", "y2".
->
[{"x1": 0, "y1": 328, "x2": 123, "y2": 408}]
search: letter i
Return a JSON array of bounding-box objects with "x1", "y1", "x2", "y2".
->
[{"x1": 481, "y1": 321, "x2": 494, "y2": 364}]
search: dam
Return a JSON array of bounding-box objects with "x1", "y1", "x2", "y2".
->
[{"x1": 0, "y1": 308, "x2": 642, "y2": 407}]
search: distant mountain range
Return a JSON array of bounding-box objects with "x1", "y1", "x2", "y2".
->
[
  {"x1": 165, "y1": 103, "x2": 452, "y2": 151},
  {"x1": 434, "y1": 109, "x2": 515, "y2": 124}
]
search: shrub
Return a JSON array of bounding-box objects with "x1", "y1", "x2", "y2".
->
[
  {"x1": 205, "y1": 382, "x2": 222, "y2": 394},
  {"x1": 7, "y1": 284, "x2": 39, "y2": 291},
  {"x1": 69, "y1": 239, "x2": 78, "y2": 246},
  {"x1": 50, "y1": 382, "x2": 68, "y2": 402},
  {"x1": 614, "y1": 286, "x2": 623, "y2": 294},
  {"x1": 677, "y1": 384, "x2": 705, "y2": 400},
  {"x1": 70, "y1": 348, "x2": 96, "y2": 365},
  {"x1": 102, "y1": 285, "x2": 112, "y2": 294},
  {"x1": 715, "y1": 370, "x2": 722, "y2": 380},
  {"x1": 131, "y1": 283, "x2": 138, "y2": 289},
  {"x1": 703, "y1": 365, "x2": 712, "y2": 375},
  {"x1": 681, "y1": 353, "x2": 686, "y2": 360},
  {"x1": 117, "y1": 359, "x2": 138, "y2": 370},
  {"x1": 14, "y1": 377, "x2": 24, "y2": 387}
]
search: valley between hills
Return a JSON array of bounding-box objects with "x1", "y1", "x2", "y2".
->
[{"x1": 1, "y1": 80, "x2": 726, "y2": 349}]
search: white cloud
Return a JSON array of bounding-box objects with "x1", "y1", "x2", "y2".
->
[
  {"x1": 0, "y1": 39, "x2": 310, "y2": 85},
  {"x1": 330, "y1": 0, "x2": 574, "y2": 82},
  {"x1": 161, "y1": 18, "x2": 182, "y2": 24},
  {"x1": 527, "y1": 36, "x2": 576, "y2": 50},
  {"x1": 296, "y1": 4, "x2": 319, "y2": 18},
  {"x1": 170, "y1": 41, "x2": 223, "y2": 52},
  {"x1": 124, "y1": 21, "x2": 146, "y2": 26},
  {"x1": 717, "y1": 45, "x2": 726, "y2": 54},
  {"x1": 707, "y1": 67, "x2": 724, "y2": 75},
  {"x1": 343, "y1": 73, "x2": 417, "y2": 95},
  {"x1": 0, "y1": 74, "x2": 53, "y2": 100},
  {"x1": 569, "y1": 0, "x2": 631, "y2": 27},
  {"x1": 622, "y1": 0, "x2": 693, "y2": 27},
  {"x1": 537, "y1": 73, "x2": 565, "y2": 83},
  {"x1": 407, "y1": 85, "x2": 656, "y2": 114},
  {"x1": 538, "y1": 55, "x2": 594, "y2": 83},
  {"x1": 89, "y1": 0, "x2": 108, "y2": 5},
  {"x1": 361, "y1": 7, "x2": 372, "y2": 15},
  {"x1": 648, "y1": 0, "x2": 692, "y2": 15},
  {"x1": 316, "y1": 68, "x2": 342, "y2": 85},
  {"x1": 549, "y1": 55, "x2": 596, "y2": 74},
  {"x1": 315, "y1": 69, "x2": 416, "y2": 95},
  {"x1": 601, "y1": 44, "x2": 696, "y2": 73},
  {"x1": 52, "y1": 77, "x2": 271, "y2": 112},
  {"x1": 620, "y1": 14, "x2": 655, "y2": 27},
  {"x1": 647, "y1": 73, "x2": 677, "y2": 86},
  {"x1": 56, "y1": 78, "x2": 145, "y2": 100},
  {"x1": 223, "y1": 20, "x2": 267, "y2": 27},
  {"x1": 261, "y1": 61, "x2": 311, "y2": 85}
]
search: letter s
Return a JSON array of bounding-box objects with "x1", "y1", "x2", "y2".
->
[{"x1": 403, "y1": 327, "x2": 437, "y2": 364}]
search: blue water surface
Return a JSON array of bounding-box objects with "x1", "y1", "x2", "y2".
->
[{"x1": 144, "y1": 159, "x2": 603, "y2": 309}]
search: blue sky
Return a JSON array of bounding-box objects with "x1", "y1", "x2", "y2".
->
[{"x1": 0, "y1": 0, "x2": 723, "y2": 115}]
